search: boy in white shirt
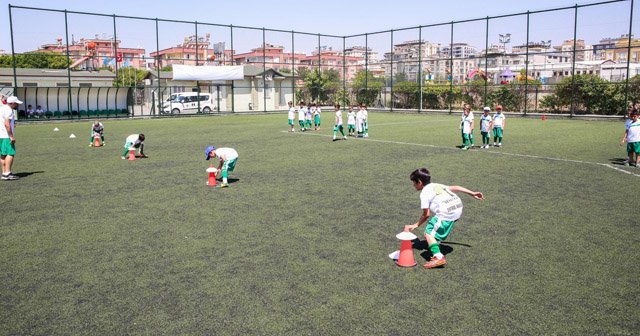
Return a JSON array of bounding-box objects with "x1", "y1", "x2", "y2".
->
[
  {"x1": 621, "y1": 110, "x2": 640, "y2": 167},
  {"x1": 305, "y1": 104, "x2": 314, "y2": 130},
  {"x1": 313, "y1": 105, "x2": 322, "y2": 131},
  {"x1": 347, "y1": 106, "x2": 356, "y2": 136},
  {"x1": 121, "y1": 134, "x2": 146, "y2": 159},
  {"x1": 492, "y1": 105, "x2": 506, "y2": 147},
  {"x1": 360, "y1": 104, "x2": 369, "y2": 138},
  {"x1": 205, "y1": 145, "x2": 239, "y2": 188},
  {"x1": 287, "y1": 101, "x2": 296, "y2": 132},
  {"x1": 298, "y1": 102, "x2": 307, "y2": 132},
  {"x1": 480, "y1": 107, "x2": 493, "y2": 149},
  {"x1": 460, "y1": 109, "x2": 473, "y2": 150},
  {"x1": 404, "y1": 168, "x2": 484, "y2": 269},
  {"x1": 332, "y1": 104, "x2": 346, "y2": 141}
]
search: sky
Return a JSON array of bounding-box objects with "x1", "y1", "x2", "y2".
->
[{"x1": 0, "y1": 0, "x2": 636, "y2": 59}]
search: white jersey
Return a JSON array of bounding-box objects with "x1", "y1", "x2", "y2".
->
[
  {"x1": 493, "y1": 113, "x2": 505, "y2": 127},
  {"x1": 626, "y1": 120, "x2": 640, "y2": 143},
  {"x1": 288, "y1": 107, "x2": 296, "y2": 120},
  {"x1": 335, "y1": 110, "x2": 343, "y2": 126},
  {"x1": 420, "y1": 183, "x2": 463, "y2": 221},
  {"x1": 0, "y1": 104, "x2": 15, "y2": 138},
  {"x1": 480, "y1": 114, "x2": 492, "y2": 132},
  {"x1": 356, "y1": 110, "x2": 364, "y2": 132},
  {"x1": 306, "y1": 107, "x2": 313, "y2": 120},
  {"x1": 124, "y1": 134, "x2": 143, "y2": 147},
  {"x1": 91, "y1": 122, "x2": 104, "y2": 133},
  {"x1": 314, "y1": 107, "x2": 321, "y2": 117},
  {"x1": 215, "y1": 147, "x2": 239, "y2": 161},
  {"x1": 461, "y1": 115, "x2": 472, "y2": 134},
  {"x1": 347, "y1": 111, "x2": 356, "y2": 125},
  {"x1": 298, "y1": 107, "x2": 306, "y2": 121},
  {"x1": 362, "y1": 109, "x2": 368, "y2": 121}
]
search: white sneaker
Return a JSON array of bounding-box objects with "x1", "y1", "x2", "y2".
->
[{"x1": 498, "y1": 143, "x2": 502, "y2": 147}]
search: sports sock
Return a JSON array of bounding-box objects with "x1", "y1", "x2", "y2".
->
[{"x1": 428, "y1": 243, "x2": 441, "y2": 256}]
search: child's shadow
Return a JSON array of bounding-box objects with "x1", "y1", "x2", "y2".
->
[
  {"x1": 412, "y1": 239, "x2": 471, "y2": 260},
  {"x1": 609, "y1": 158, "x2": 629, "y2": 165},
  {"x1": 216, "y1": 177, "x2": 240, "y2": 184}
]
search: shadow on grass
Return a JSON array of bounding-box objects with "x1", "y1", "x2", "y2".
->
[
  {"x1": 15, "y1": 171, "x2": 45, "y2": 178},
  {"x1": 609, "y1": 158, "x2": 630, "y2": 165},
  {"x1": 215, "y1": 177, "x2": 240, "y2": 184},
  {"x1": 412, "y1": 239, "x2": 471, "y2": 260}
]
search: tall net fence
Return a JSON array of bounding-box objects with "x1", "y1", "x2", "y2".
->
[{"x1": 3, "y1": 0, "x2": 638, "y2": 120}]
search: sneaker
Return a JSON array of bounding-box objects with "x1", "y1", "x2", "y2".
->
[
  {"x1": 89, "y1": 143, "x2": 93, "y2": 147},
  {"x1": 461, "y1": 146, "x2": 469, "y2": 150},
  {"x1": 342, "y1": 136, "x2": 347, "y2": 140},
  {"x1": 121, "y1": 156, "x2": 126, "y2": 160},
  {"x1": 493, "y1": 143, "x2": 496, "y2": 146},
  {"x1": 423, "y1": 256, "x2": 446, "y2": 269},
  {"x1": 2, "y1": 174, "x2": 18, "y2": 180},
  {"x1": 220, "y1": 183, "x2": 229, "y2": 188},
  {"x1": 498, "y1": 143, "x2": 502, "y2": 147}
]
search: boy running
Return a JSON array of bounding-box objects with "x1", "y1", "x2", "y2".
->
[
  {"x1": 404, "y1": 168, "x2": 484, "y2": 269},
  {"x1": 333, "y1": 104, "x2": 347, "y2": 141},
  {"x1": 492, "y1": 105, "x2": 506, "y2": 147},
  {"x1": 480, "y1": 107, "x2": 492, "y2": 149}
]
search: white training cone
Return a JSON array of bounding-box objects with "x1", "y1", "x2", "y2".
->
[
  {"x1": 53, "y1": 127, "x2": 59, "y2": 131},
  {"x1": 69, "y1": 134, "x2": 76, "y2": 138}
]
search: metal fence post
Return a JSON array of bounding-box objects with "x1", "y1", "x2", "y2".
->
[
  {"x1": 570, "y1": 5, "x2": 578, "y2": 117},
  {"x1": 624, "y1": 0, "x2": 635, "y2": 113}
]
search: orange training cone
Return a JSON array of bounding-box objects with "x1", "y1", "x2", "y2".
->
[
  {"x1": 206, "y1": 165, "x2": 217, "y2": 187},
  {"x1": 127, "y1": 147, "x2": 136, "y2": 161},
  {"x1": 93, "y1": 135, "x2": 102, "y2": 147},
  {"x1": 395, "y1": 231, "x2": 418, "y2": 267}
]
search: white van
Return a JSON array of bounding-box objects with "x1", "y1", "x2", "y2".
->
[{"x1": 162, "y1": 92, "x2": 215, "y2": 114}]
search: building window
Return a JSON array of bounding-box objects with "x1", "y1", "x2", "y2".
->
[
  {"x1": 23, "y1": 82, "x2": 38, "y2": 87},
  {"x1": 56, "y1": 83, "x2": 68, "y2": 87},
  {"x1": 0, "y1": 82, "x2": 12, "y2": 87},
  {"x1": 79, "y1": 83, "x2": 92, "y2": 87}
]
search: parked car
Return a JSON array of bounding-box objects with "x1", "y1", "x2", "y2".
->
[{"x1": 162, "y1": 92, "x2": 214, "y2": 114}]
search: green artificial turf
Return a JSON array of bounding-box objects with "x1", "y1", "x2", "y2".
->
[{"x1": 1, "y1": 113, "x2": 638, "y2": 335}]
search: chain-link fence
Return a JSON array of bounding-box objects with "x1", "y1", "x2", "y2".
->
[{"x1": 3, "y1": 0, "x2": 637, "y2": 120}]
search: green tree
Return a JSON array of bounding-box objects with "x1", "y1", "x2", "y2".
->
[
  {"x1": 334, "y1": 88, "x2": 350, "y2": 107},
  {"x1": 114, "y1": 67, "x2": 149, "y2": 87},
  {"x1": 545, "y1": 74, "x2": 624, "y2": 114},
  {"x1": 422, "y1": 83, "x2": 461, "y2": 109},
  {"x1": 393, "y1": 81, "x2": 420, "y2": 108},
  {"x1": 160, "y1": 65, "x2": 173, "y2": 72},
  {"x1": 0, "y1": 52, "x2": 70, "y2": 69},
  {"x1": 351, "y1": 70, "x2": 383, "y2": 106},
  {"x1": 304, "y1": 69, "x2": 330, "y2": 103}
]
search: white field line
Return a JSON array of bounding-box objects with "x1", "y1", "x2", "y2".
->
[{"x1": 281, "y1": 130, "x2": 640, "y2": 177}]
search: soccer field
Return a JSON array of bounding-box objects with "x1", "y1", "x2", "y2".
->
[{"x1": 1, "y1": 113, "x2": 638, "y2": 335}]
